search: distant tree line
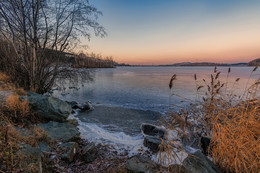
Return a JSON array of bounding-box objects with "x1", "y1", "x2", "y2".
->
[{"x1": 72, "y1": 52, "x2": 115, "y2": 68}]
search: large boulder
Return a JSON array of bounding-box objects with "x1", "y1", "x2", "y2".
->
[
  {"x1": 143, "y1": 136, "x2": 162, "y2": 153},
  {"x1": 81, "y1": 143, "x2": 98, "y2": 163},
  {"x1": 183, "y1": 151, "x2": 221, "y2": 173},
  {"x1": 126, "y1": 155, "x2": 159, "y2": 173},
  {"x1": 141, "y1": 123, "x2": 165, "y2": 138},
  {"x1": 21, "y1": 92, "x2": 72, "y2": 122},
  {"x1": 38, "y1": 121, "x2": 80, "y2": 142}
]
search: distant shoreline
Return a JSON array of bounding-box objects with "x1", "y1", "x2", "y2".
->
[
  {"x1": 116, "y1": 62, "x2": 249, "y2": 67},
  {"x1": 116, "y1": 58, "x2": 260, "y2": 67}
]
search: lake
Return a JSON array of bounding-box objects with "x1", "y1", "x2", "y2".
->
[
  {"x1": 51, "y1": 66, "x2": 259, "y2": 155},
  {"x1": 53, "y1": 66, "x2": 259, "y2": 114}
]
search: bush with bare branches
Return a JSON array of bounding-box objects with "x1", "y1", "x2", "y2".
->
[{"x1": 0, "y1": 0, "x2": 106, "y2": 93}]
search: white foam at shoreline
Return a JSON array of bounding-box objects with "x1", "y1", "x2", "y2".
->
[
  {"x1": 69, "y1": 111, "x2": 148, "y2": 156},
  {"x1": 68, "y1": 110, "x2": 196, "y2": 165}
]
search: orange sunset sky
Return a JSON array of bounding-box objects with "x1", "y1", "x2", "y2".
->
[{"x1": 83, "y1": 0, "x2": 260, "y2": 65}]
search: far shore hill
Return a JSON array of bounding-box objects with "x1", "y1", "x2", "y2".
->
[
  {"x1": 159, "y1": 62, "x2": 248, "y2": 67},
  {"x1": 118, "y1": 58, "x2": 260, "y2": 67}
]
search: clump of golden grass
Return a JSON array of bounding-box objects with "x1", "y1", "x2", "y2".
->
[
  {"x1": 1, "y1": 93, "x2": 32, "y2": 124},
  {"x1": 0, "y1": 72, "x2": 36, "y2": 124},
  {"x1": 6, "y1": 94, "x2": 30, "y2": 115},
  {"x1": 208, "y1": 70, "x2": 260, "y2": 172},
  {"x1": 194, "y1": 67, "x2": 260, "y2": 172},
  {"x1": 210, "y1": 99, "x2": 260, "y2": 172}
]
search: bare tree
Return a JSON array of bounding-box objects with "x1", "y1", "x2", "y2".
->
[{"x1": 0, "y1": 0, "x2": 106, "y2": 93}]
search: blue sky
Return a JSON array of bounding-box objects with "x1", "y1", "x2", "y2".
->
[{"x1": 84, "y1": 0, "x2": 260, "y2": 65}]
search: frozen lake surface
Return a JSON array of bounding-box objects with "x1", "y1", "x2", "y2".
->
[{"x1": 53, "y1": 66, "x2": 259, "y2": 157}]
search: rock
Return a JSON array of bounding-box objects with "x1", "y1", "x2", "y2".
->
[
  {"x1": 18, "y1": 142, "x2": 50, "y2": 172},
  {"x1": 199, "y1": 137, "x2": 211, "y2": 156},
  {"x1": 141, "y1": 123, "x2": 165, "y2": 138},
  {"x1": 183, "y1": 151, "x2": 221, "y2": 173},
  {"x1": 38, "y1": 121, "x2": 80, "y2": 142},
  {"x1": 21, "y1": 92, "x2": 72, "y2": 122},
  {"x1": 144, "y1": 136, "x2": 162, "y2": 153},
  {"x1": 19, "y1": 144, "x2": 43, "y2": 160},
  {"x1": 168, "y1": 164, "x2": 191, "y2": 173},
  {"x1": 126, "y1": 155, "x2": 159, "y2": 173},
  {"x1": 78, "y1": 101, "x2": 94, "y2": 111},
  {"x1": 67, "y1": 100, "x2": 94, "y2": 111},
  {"x1": 19, "y1": 142, "x2": 51, "y2": 157},
  {"x1": 60, "y1": 142, "x2": 79, "y2": 163},
  {"x1": 39, "y1": 141, "x2": 51, "y2": 153},
  {"x1": 82, "y1": 143, "x2": 98, "y2": 163}
]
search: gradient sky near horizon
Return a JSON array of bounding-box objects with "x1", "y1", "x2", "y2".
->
[{"x1": 84, "y1": 0, "x2": 260, "y2": 65}]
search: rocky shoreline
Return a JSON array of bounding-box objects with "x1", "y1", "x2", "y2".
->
[{"x1": 1, "y1": 91, "x2": 221, "y2": 172}]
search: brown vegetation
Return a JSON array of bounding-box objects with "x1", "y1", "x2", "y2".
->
[
  {"x1": 0, "y1": 73, "x2": 49, "y2": 172},
  {"x1": 0, "y1": 71, "x2": 35, "y2": 125},
  {"x1": 0, "y1": 120, "x2": 48, "y2": 172},
  {"x1": 210, "y1": 99, "x2": 260, "y2": 172},
  {"x1": 163, "y1": 66, "x2": 260, "y2": 172}
]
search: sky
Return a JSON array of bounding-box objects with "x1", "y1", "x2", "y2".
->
[{"x1": 84, "y1": 0, "x2": 260, "y2": 65}]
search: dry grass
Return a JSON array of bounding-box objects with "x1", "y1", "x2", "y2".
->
[
  {"x1": 0, "y1": 93, "x2": 34, "y2": 125},
  {"x1": 0, "y1": 72, "x2": 47, "y2": 172},
  {"x1": 6, "y1": 94, "x2": 30, "y2": 115},
  {"x1": 210, "y1": 99, "x2": 260, "y2": 173},
  {"x1": 196, "y1": 67, "x2": 260, "y2": 172},
  {"x1": 162, "y1": 66, "x2": 259, "y2": 173},
  {"x1": 0, "y1": 120, "x2": 48, "y2": 172},
  {"x1": 0, "y1": 72, "x2": 37, "y2": 124}
]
